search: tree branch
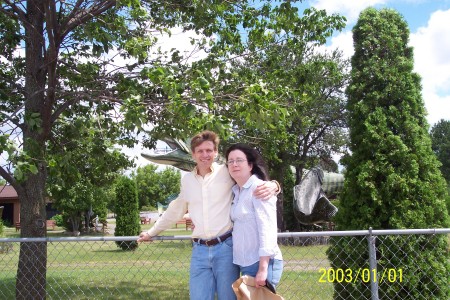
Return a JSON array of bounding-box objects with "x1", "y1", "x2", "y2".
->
[
  {"x1": 1, "y1": 0, "x2": 27, "y2": 22},
  {"x1": 61, "y1": 0, "x2": 117, "y2": 40},
  {"x1": 0, "y1": 165, "x2": 17, "y2": 187}
]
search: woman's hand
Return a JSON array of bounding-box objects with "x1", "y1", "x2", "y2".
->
[
  {"x1": 255, "y1": 256, "x2": 270, "y2": 287},
  {"x1": 255, "y1": 269, "x2": 268, "y2": 288}
]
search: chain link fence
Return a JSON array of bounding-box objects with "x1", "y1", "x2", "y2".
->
[{"x1": 1, "y1": 229, "x2": 449, "y2": 299}]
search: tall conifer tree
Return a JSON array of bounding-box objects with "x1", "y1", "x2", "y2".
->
[
  {"x1": 327, "y1": 8, "x2": 449, "y2": 299},
  {"x1": 115, "y1": 176, "x2": 140, "y2": 251}
]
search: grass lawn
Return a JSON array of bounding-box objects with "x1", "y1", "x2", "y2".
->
[
  {"x1": 1, "y1": 222, "x2": 335, "y2": 299},
  {"x1": 3, "y1": 223, "x2": 448, "y2": 299}
]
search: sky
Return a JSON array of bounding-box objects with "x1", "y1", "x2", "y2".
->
[{"x1": 312, "y1": 0, "x2": 450, "y2": 126}]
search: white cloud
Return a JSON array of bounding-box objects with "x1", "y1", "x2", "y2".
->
[
  {"x1": 421, "y1": 92, "x2": 450, "y2": 126},
  {"x1": 323, "y1": 30, "x2": 354, "y2": 57},
  {"x1": 411, "y1": 10, "x2": 450, "y2": 89},
  {"x1": 410, "y1": 9, "x2": 450, "y2": 125},
  {"x1": 319, "y1": 6, "x2": 450, "y2": 126},
  {"x1": 309, "y1": 0, "x2": 388, "y2": 23}
]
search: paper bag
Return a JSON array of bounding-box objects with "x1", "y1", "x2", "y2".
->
[{"x1": 231, "y1": 275, "x2": 284, "y2": 300}]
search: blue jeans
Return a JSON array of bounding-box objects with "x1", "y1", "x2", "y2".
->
[
  {"x1": 240, "y1": 259, "x2": 283, "y2": 288},
  {"x1": 190, "y1": 236, "x2": 240, "y2": 300}
]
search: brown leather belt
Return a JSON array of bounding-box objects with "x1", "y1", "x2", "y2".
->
[{"x1": 192, "y1": 231, "x2": 232, "y2": 247}]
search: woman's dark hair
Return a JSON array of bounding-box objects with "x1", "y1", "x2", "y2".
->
[{"x1": 225, "y1": 143, "x2": 269, "y2": 181}]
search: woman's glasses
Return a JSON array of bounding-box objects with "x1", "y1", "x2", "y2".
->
[{"x1": 226, "y1": 159, "x2": 247, "y2": 166}]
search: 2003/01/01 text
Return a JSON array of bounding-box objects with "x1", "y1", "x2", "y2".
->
[{"x1": 318, "y1": 268, "x2": 403, "y2": 283}]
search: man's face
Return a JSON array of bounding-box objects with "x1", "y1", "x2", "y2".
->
[{"x1": 192, "y1": 141, "x2": 217, "y2": 170}]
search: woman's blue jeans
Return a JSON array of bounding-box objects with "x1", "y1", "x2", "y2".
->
[
  {"x1": 239, "y1": 258, "x2": 283, "y2": 288},
  {"x1": 189, "y1": 236, "x2": 240, "y2": 300}
]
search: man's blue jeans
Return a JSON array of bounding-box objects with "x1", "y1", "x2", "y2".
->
[
  {"x1": 240, "y1": 258, "x2": 283, "y2": 288},
  {"x1": 190, "y1": 236, "x2": 240, "y2": 300}
]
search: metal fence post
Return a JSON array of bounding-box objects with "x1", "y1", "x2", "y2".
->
[{"x1": 367, "y1": 227, "x2": 379, "y2": 300}]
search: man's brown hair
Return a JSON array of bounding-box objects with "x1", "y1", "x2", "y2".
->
[{"x1": 190, "y1": 130, "x2": 220, "y2": 152}]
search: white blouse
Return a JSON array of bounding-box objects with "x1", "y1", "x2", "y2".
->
[{"x1": 230, "y1": 175, "x2": 282, "y2": 267}]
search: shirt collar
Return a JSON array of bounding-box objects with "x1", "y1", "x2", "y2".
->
[
  {"x1": 193, "y1": 162, "x2": 219, "y2": 176},
  {"x1": 243, "y1": 174, "x2": 259, "y2": 188},
  {"x1": 233, "y1": 174, "x2": 259, "y2": 192}
]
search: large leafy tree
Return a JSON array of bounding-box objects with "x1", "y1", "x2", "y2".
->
[
  {"x1": 46, "y1": 115, "x2": 132, "y2": 233},
  {"x1": 144, "y1": 3, "x2": 347, "y2": 145},
  {"x1": 228, "y1": 49, "x2": 349, "y2": 231},
  {"x1": 327, "y1": 8, "x2": 449, "y2": 299}
]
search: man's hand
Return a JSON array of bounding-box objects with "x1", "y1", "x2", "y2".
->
[
  {"x1": 137, "y1": 232, "x2": 153, "y2": 243},
  {"x1": 253, "y1": 181, "x2": 279, "y2": 200}
]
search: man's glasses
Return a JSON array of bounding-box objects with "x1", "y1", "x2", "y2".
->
[{"x1": 226, "y1": 159, "x2": 247, "y2": 166}]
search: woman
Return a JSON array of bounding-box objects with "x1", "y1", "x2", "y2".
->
[{"x1": 225, "y1": 143, "x2": 283, "y2": 289}]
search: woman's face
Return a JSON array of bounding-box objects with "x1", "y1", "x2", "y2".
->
[{"x1": 227, "y1": 149, "x2": 252, "y2": 183}]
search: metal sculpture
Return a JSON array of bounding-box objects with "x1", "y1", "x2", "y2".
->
[{"x1": 293, "y1": 167, "x2": 340, "y2": 225}]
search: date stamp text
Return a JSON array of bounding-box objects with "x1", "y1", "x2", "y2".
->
[{"x1": 318, "y1": 268, "x2": 403, "y2": 283}]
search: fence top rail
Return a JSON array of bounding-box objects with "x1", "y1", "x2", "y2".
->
[
  {"x1": 0, "y1": 235, "x2": 192, "y2": 243},
  {"x1": 1, "y1": 228, "x2": 449, "y2": 243},
  {"x1": 279, "y1": 228, "x2": 450, "y2": 237}
]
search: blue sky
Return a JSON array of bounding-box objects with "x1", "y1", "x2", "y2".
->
[{"x1": 310, "y1": 0, "x2": 450, "y2": 126}]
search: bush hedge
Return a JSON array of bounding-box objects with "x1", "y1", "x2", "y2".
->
[{"x1": 114, "y1": 176, "x2": 140, "y2": 251}]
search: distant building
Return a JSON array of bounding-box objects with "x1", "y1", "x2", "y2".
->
[
  {"x1": 0, "y1": 185, "x2": 20, "y2": 225},
  {"x1": 0, "y1": 185, "x2": 58, "y2": 226}
]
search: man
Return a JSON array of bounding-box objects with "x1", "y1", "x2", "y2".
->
[{"x1": 137, "y1": 130, "x2": 279, "y2": 300}]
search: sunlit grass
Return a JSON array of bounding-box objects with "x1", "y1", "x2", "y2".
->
[{"x1": 2, "y1": 225, "x2": 449, "y2": 299}]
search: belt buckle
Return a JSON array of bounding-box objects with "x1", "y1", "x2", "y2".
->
[{"x1": 205, "y1": 239, "x2": 212, "y2": 246}]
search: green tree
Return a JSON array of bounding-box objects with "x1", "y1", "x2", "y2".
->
[
  {"x1": 47, "y1": 116, "x2": 132, "y2": 233},
  {"x1": 430, "y1": 119, "x2": 450, "y2": 182},
  {"x1": 133, "y1": 164, "x2": 159, "y2": 209},
  {"x1": 430, "y1": 119, "x2": 450, "y2": 213},
  {"x1": 327, "y1": 8, "x2": 450, "y2": 299},
  {"x1": 156, "y1": 167, "x2": 181, "y2": 205},
  {"x1": 133, "y1": 165, "x2": 181, "y2": 209},
  {"x1": 114, "y1": 176, "x2": 140, "y2": 251}
]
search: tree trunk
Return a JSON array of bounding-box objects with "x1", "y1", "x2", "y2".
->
[
  {"x1": 16, "y1": 178, "x2": 48, "y2": 300},
  {"x1": 16, "y1": 1, "x2": 48, "y2": 298},
  {"x1": 271, "y1": 161, "x2": 287, "y2": 232}
]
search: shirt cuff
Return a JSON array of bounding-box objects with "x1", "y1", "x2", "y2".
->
[
  {"x1": 259, "y1": 247, "x2": 277, "y2": 257},
  {"x1": 271, "y1": 180, "x2": 281, "y2": 195}
]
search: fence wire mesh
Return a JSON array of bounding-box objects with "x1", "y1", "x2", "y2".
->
[{"x1": 1, "y1": 229, "x2": 449, "y2": 300}]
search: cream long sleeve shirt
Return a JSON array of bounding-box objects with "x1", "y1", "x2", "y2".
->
[{"x1": 147, "y1": 163, "x2": 234, "y2": 239}]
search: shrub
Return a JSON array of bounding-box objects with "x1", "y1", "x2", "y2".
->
[
  {"x1": 114, "y1": 176, "x2": 140, "y2": 251},
  {"x1": 51, "y1": 214, "x2": 63, "y2": 227}
]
